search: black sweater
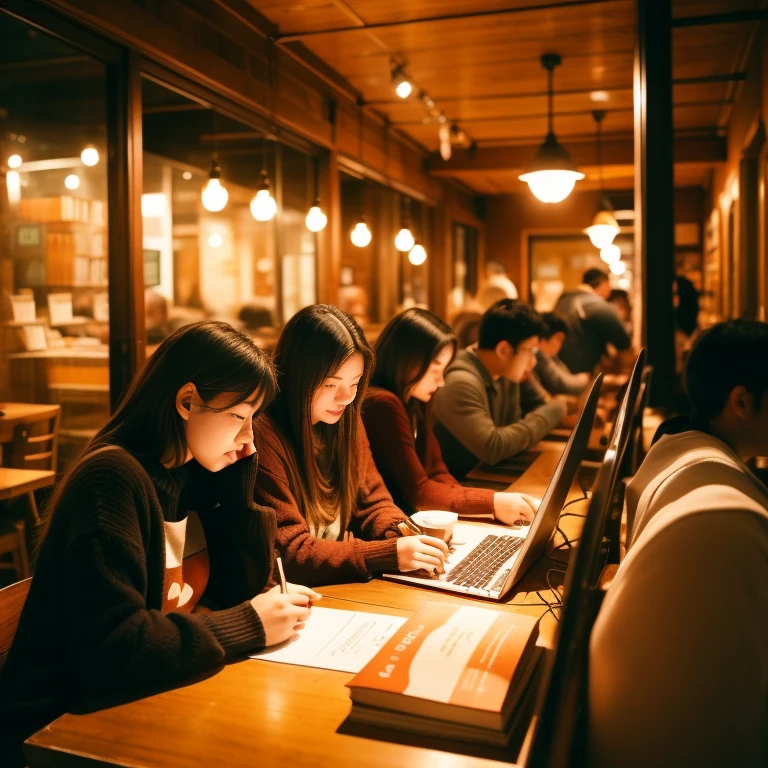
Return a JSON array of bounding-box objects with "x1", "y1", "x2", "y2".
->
[{"x1": 0, "y1": 446, "x2": 274, "y2": 766}]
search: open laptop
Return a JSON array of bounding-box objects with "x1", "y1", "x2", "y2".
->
[{"x1": 384, "y1": 373, "x2": 604, "y2": 600}]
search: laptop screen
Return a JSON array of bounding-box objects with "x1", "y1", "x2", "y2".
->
[{"x1": 503, "y1": 372, "x2": 604, "y2": 589}]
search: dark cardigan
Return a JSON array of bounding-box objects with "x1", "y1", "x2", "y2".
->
[{"x1": 0, "y1": 446, "x2": 273, "y2": 767}]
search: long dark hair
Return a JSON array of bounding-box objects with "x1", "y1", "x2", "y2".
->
[
  {"x1": 268, "y1": 305, "x2": 374, "y2": 535},
  {"x1": 40, "y1": 321, "x2": 278, "y2": 555},
  {"x1": 371, "y1": 308, "x2": 456, "y2": 460}
]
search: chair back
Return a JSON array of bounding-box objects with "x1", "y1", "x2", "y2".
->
[
  {"x1": 0, "y1": 577, "x2": 31, "y2": 672},
  {"x1": 10, "y1": 407, "x2": 60, "y2": 472},
  {"x1": 626, "y1": 365, "x2": 654, "y2": 476},
  {"x1": 524, "y1": 350, "x2": 647, "y2": 768}
]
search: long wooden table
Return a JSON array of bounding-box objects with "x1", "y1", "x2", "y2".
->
[{"x1": 24, "y1": 445, "x2": 588, "y2": 768}]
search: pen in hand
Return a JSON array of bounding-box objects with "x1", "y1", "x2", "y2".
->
[{"x1": 276, "y1": 555, "x2": 288, "y2": 595}]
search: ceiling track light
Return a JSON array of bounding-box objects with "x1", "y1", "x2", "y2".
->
[
  {"x1": 391, "y1": 63, "x2": 413, "y2": 99},
  {"x1": 518, "y1": 53, "x2": 584, "y2": 203},
  {"x1": 585, "y1": 110, "x2": 620, "y2": 248}
]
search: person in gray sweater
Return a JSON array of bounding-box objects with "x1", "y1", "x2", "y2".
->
[{"x1": 433, "y1": 299, "x2": 566, "y2": 478}]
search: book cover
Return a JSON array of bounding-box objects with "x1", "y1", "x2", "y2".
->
[{"x1": 347, "y1": 602, "x2": 539, "y2": 732}]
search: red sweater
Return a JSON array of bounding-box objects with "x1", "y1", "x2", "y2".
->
[
  {"x1": 363, "y1": 388, "x2": 496, "y2": 519},
  {"x1": 254, "y1": 414, "x2": 406, "y2": 586}
]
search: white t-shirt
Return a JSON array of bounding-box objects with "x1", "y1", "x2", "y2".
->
[{"x1": 589, "y1": 431, "x2": 768, "y2": 767}]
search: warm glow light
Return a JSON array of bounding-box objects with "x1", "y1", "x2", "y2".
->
[
  {"x1": 408, "y1": 243, "x2": 427, "y2": 265},
  {"x1": 64, "y1": 174, "x2": 80, "y2": 190},
  {"x1": 208, "y1": 233, "x2": 223, "y2": 248},
  {"x1": 395, "y1": 227, "x2": 415, "y2": 252},
  {"x1": 201, "y1": 178, "x2": 228, "y2": 212},
  {"x1": 80, "y1": 147, "x2": 99, "y2": 166},
  {"x1": 182, "y1": 171, "x2": 192, "y2": 180},
  {"x1": 586, "y1": 224, "x2": 619, "y2": 249},
  {"x1": 351, "y1": 220, "x2": 372, "y2": 247},
  {"x1": 617, "y1": 276, "x2": 631, "y2": 290},
  {"x1": 305, "y1": 205, "x2": 328, "y2": 232},
  {"x1": 518, "y1": 169, "x2": 583, "y2": 204},
  {"x1": 395, "y1": 80, "x2": 412, "y2": 99},
  {"x1": 610, "y1": 260, "x2": 626, "y2": 276},
  {"x1": 7, "y1": 154, "x2": 22, "y2": 169},
  {"x1": 6, "y1": 170, "x2": 20, "y2": 204},
  {"x1": 600, "y1": 244, "x2": 621, "y2": 264},
  {"x1": 250, "y1": 189, "x2": 277, "y2": 221}
]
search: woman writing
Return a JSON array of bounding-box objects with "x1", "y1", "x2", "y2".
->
[
  {"x1": 0, "y1": 321, "x2": 319, "y2": 767},
  {"x1": 254, "y1": 305, "x2": 449, "y2": 586},
  {"x1": 364, "y1": 308, "x2": 539, "y2": 523}
]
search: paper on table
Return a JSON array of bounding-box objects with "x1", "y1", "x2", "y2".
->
[{"x1": 250, "y1": 607, "x2": 407, "y2": 674}]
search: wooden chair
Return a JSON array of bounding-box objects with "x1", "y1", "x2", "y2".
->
[
  {"x1": 5, "y1": 407, "x2": 60, "y2": 533},
  {"x1": 0, "y1": 577, "x2": 31, "y2": 672},
  {"x1": 0, "y1": 518, "x2": 30, "y2": 581}
]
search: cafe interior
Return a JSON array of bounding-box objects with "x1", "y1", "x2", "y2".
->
[{"x1": 0, "y1": 0, "x2": 766, "y2": 766}]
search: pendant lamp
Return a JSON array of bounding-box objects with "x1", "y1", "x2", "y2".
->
[{"x1": 585, "y1": 110, "x2": 620, "y2": 249}]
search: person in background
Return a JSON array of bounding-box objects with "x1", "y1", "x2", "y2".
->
[
  {"x1": 0, "y1": 321, "x2": 319, "y2": 768},
  {"x1": 608, "y1": 288, "x2": 633, "y2": 335},
  {"x1": 478, "y1": 259, "x2": 519, "y2": 307},
  {"x1": 589, "y1": 319, "x2": 768, "y2": 767},
  {"x1": 253, "y1": 305, "x2": 449, "y2": 587},
  {"x1": 433, "y1": 299, "x2": 567, "y2": 478},
  {"x1": 554, "y1": 268, "x2": 632, "y2": 373},
  {"x1": 673, "y1": 274, "x2": 700, "y2": 375},
  {"x1": 364, "y1": 308, "x2": 540, "y2": 524},
  {"x1": 535, "y1": 312, "x2": 591, "y2": 396},
  {"x1": 452, "y1": 310, "x2": 483, "y2": 349}
]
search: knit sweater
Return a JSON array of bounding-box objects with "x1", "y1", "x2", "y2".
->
[
  {"x1": 0, "y1": 446, "x2": 270, "y2": 767},
  {"x1": 362, "y1": 387, "x2": 496, "y2": 519},
  {"x1": 589, "y1": 431, "x2": 768, "y2": 767},
  {"x1": 254, "y1": 414, "x2": 405, "y2": 586},
  {"x1": 433, "y1": 348, "x2": 566, "y2": 477}
]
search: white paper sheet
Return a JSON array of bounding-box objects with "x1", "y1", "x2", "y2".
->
[{"x1": 250, "y1": 607, "x2": 407, "y2": 673}]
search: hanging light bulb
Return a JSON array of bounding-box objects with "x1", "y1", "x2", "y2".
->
[
  {"x1": 201, "y1": 160, "x2": 229, "y2": 212},
  {"x1": 351, "y1": 218, "x2": 372, "y2": 247},
  {"x1": 584, "y1": 111, "x2": 620, "y2": 248},
  {"x1": 80, "y1": 146, "x2": 100, "y2": 167},
  {"x1": 610, "y1": 260, "x2": 626, "y2": 276},
  {"x1": 64, "y1": 174, "x2": 80, "y2": 190},
  {"x1": 395, "y1": 227, "x2": 415, "y2": 252},
  {"x1": 600, "y1": 243, "x2": 621, "y2": 263},
  {"x1": 7, "y1": 154, "x2": 22, "y2": 169},
  {"x1": 408, "y1": 243, "x2": 427, "y2": 266},
  {"x1": 586, "y1": 208, "x2": 620, "y2": 249},
  {"x1": 519, "y1": 54, "x2": 584, "y2": 203},
  {"x1": 392, "y1": 64, "x2": 412, "y2": 99},
  {"x1": 250, "y1": 170, "x2": 277, "y2": 221},
  {"x1": 208, "y1": 233, "x2": 223, "y2": 248},
  {"x1": 306, "y1": 201, "x2": 327, "y2": 232}
]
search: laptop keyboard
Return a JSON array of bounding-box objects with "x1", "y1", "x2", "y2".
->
[{"x1": 445, "y1": 534, "x2": 524, "y2": 591}]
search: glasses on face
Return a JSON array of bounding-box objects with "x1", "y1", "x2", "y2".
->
[{"x1": 514, "y1": 345, "x2": 539, "y2": 359}]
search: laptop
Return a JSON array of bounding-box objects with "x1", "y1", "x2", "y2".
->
[{"x1": 384, "y1": 373, "x2": 604, "y2": 600}]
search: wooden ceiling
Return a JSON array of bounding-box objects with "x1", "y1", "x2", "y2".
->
[{"x1": 247, "y1": 0, "x2": 765, "y2": 193}]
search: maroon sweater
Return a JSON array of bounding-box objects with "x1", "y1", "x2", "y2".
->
[
  {"x1": 254, "y1": 414, "x2": 406, "y2": 586},
  {"x1": 363, "y1": 388, "x2": 496, "y2": 519}
]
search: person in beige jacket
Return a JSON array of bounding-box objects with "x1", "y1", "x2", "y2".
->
[{"x1": 589, "y1": 319, "x2": 768, "y2": 768}]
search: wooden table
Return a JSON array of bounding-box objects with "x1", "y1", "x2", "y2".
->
[
  {"x1": 0, "y1": 468, "x2": 55, "y2": 500},
  {"x1": 24, "y1": 447, "x2": 587, "y2": 768}
]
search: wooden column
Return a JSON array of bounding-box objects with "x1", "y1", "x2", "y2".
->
[
  {"x1": 634, "y1": 0, "x2": 676, "y2": 409},
  {"x1": 106, "y1": 50, "x2": 145, "y2": 409},
  {"x1": 317, "y1": 150, "x2": 341, "y2": 306}
]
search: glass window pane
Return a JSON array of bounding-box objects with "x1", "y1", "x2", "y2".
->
[
  {"x1": 142, "y1": 78, "x2": 318, "y2": 351},
  {"x1": 0, "y1": 12, "x2": 110, "y2": 471}
]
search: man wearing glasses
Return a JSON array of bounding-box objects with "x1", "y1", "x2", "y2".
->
[{"x1": 434, "y1": 299, "x2": 567, "y2": 478}]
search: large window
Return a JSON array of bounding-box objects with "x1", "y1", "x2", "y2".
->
[
  {"x1": 1, "y1": 11, "x2": 111, "y2": 469},
  {"x1": 141, "y1": 78, "x2": 317, "y2": 351},
  {"x1": 339, "y1": 174, "x2": 432, "y2": 328}
]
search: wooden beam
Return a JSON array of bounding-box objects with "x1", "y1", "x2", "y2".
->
[
  {"x1": 276, "y1": 0, "x2": 616, "y2": 41},
  {"x1": 427, "y1": 135, "x2": 726, "y2": 173},
  {"x1": 636, "y1": 0, "x2": 676, "y2": 410},
  {"x1": 672, "y1": 9, "x2": 768, "y2": 27}
]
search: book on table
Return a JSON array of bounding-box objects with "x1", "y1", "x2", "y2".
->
[{"x1": 346, "y1": 602, "x2": 541, "y2": 746}]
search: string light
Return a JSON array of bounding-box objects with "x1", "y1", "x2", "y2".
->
[
  {"x1": 408, "y1": 243, "x2": 427, "y2": 265},
  {"x1": 64, "y1": 174, "x2": 80, "y2": 190},
  {"x1": 250, "y1": 170, "x2": 277, "y2": 222},
  {"x1": 306, "y1": 203, "x2": 327, "y2": 232},
  {"x1": 351, "y1": 219, "x2": 372, "y2": 247},
  {"x1": 201, "y1": 160, "x2": 229, "y2": 212},
  {"x1": 80, "y1": 146, "x2": 99, "y2": 167}
]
